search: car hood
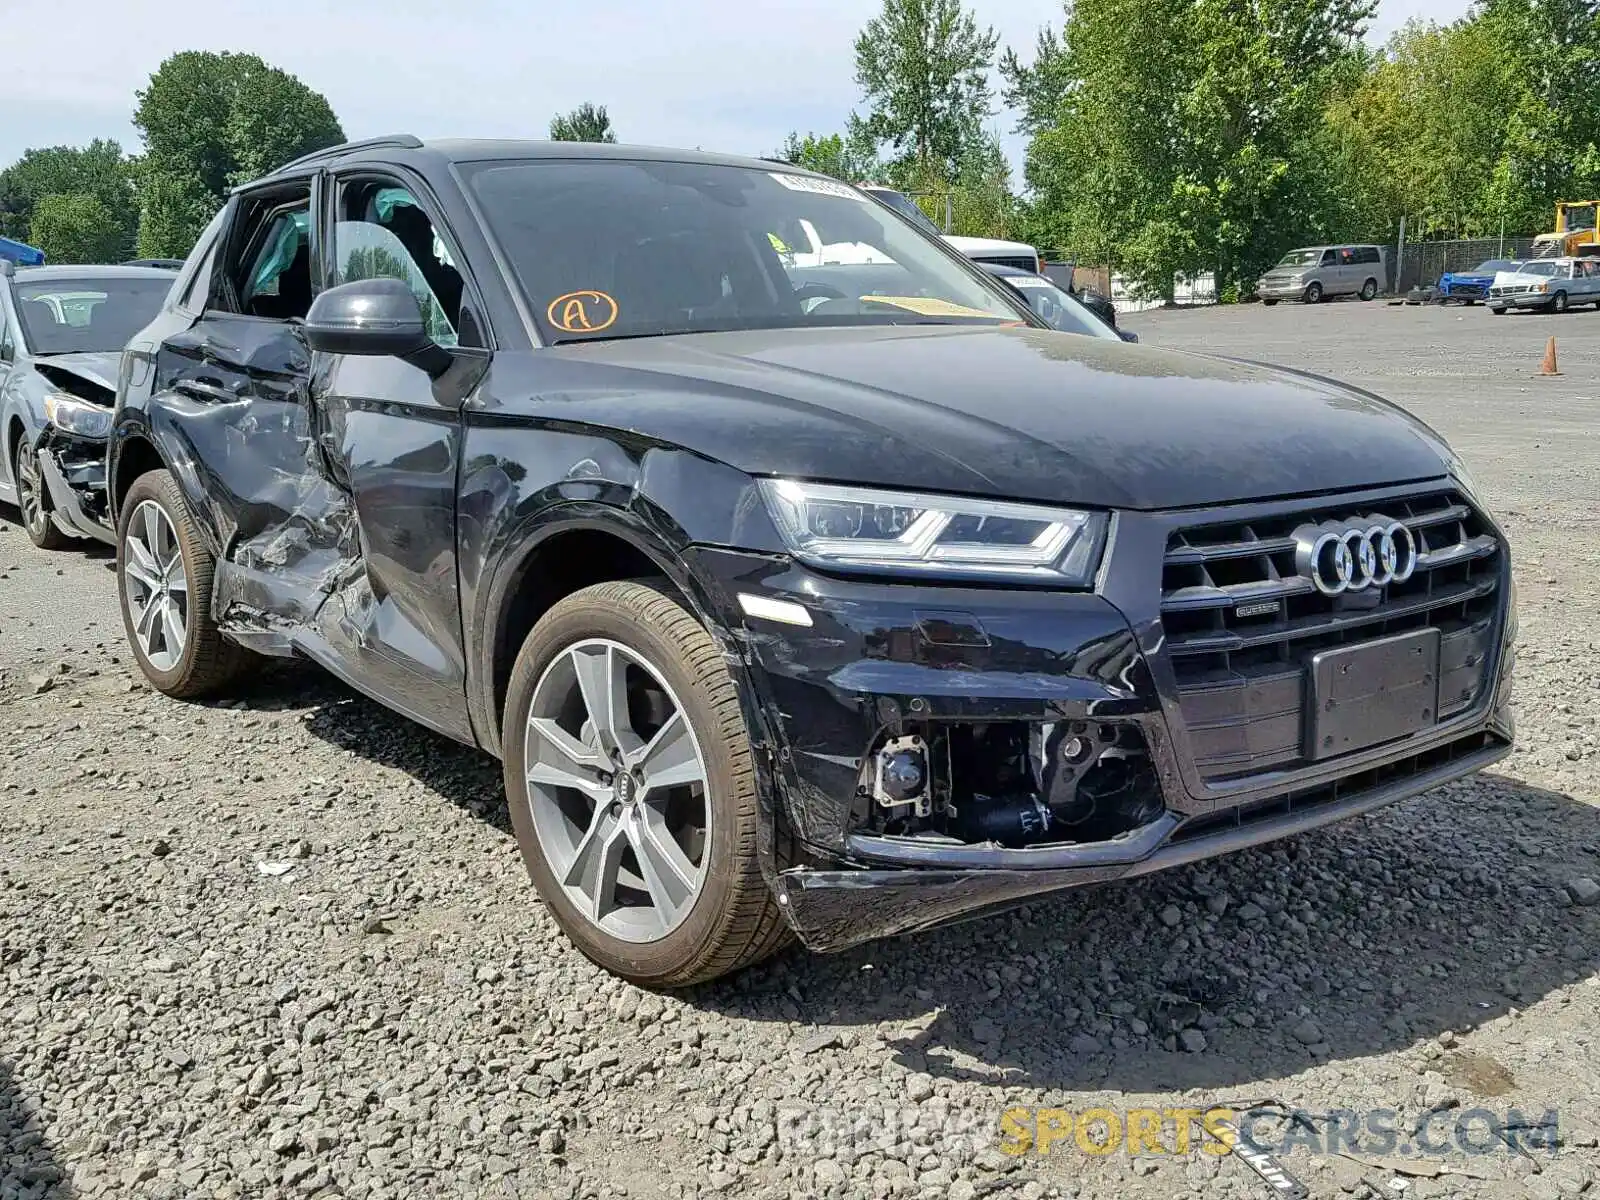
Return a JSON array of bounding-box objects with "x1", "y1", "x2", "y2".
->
[
  {"x1": 1492, "y1": 270, "x2": 1546, "y2": 288},
  {"x1": 520, "y1": 326, "x2": 1453, "y2": 511},
  {"x1": 1441, "y1": 272, "x2": 1493, "y2": 284},
  {"x1": 30, "y1": 350, "x2": 121, "y2": 399}
]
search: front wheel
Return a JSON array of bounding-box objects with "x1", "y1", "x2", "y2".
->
[
  {"x1": 1260, "y1": 298, "x2": 1279, "y2": 307},
  {"x1": 1551, "y1": 290, "x2": 1569, "y2": 314},
  {"x1": 12, "y1": 437, "x2": 67, "y2": 550},
  {"x1": 1490, "y1": 306, "x2": 1506, "y2": 315},
  {"x1": 1359, "y1": 278, "x2": 1378, "y2": 301},
  {"x1": 1304, "y1": 282, "x2": 1323, "y2": 303},
  {"x1": 503, "y1": 580, "x2": 789, "y2": 986},
  {"x1": 116, "y1": 469, "x2": 250, "y2": 698}
]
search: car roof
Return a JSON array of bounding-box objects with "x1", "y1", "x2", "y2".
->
[
  {"x1": 256, "y1": 134, "x2": 828, "y2": 186},
  {"x1": 11, "y1": 264, "x2": 178, "y2": 282}
]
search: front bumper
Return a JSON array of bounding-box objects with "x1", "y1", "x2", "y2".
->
[
  {"x1": 693, "y1": 483, "x2": 1516, "y2": 953},
  {"x1": 35, "y1": 429, "x2": 113, "y2": 544},
  {"x1": 1256, "y1": 278, "x2": 1309, "y2": 299},
  {"x1": 1487, "y1": 290, "x2": 1549, "y2": 309}
]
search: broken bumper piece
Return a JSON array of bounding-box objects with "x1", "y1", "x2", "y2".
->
[
  {"x1": 689, "y1": 548, "x2": 1515, "y2": 954},
  {"x1": 36, "y1": 431, "x2": 113, "y2": 544}
]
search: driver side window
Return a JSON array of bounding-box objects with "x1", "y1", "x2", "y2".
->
[{"x1": 332, "y1": 180, "x2": 465, "y2": 348}]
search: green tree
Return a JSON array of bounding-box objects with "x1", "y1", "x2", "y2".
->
[
  {"x1": 133, "y1": 51, "x2": 344, "y2": 258},
  {"x1": 1478, "y1": 0, "x2": 1600, "y2": 231},
  {"x1": 27, "y1": 193, "x2": 126, "y2": 264},
  {"x1": 1012, "y1": 0, "x2": 1373, "y2": 298},
  {"x1": 853, "y1": 0, "x2": 1000, "y2": 184},
  {"x1": 549, "y1": 103, "x2": 617, "y2": 143},
  {"x1": 774, "y1": 130, "x2": 880, "y2": 180},
  {"x1": 0, "y1": 140, "x2": 136, "y2": 257}
]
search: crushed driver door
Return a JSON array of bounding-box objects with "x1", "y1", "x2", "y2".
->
[{"x1": 294, "y1": 176, "x2": 486, "y2": 742}]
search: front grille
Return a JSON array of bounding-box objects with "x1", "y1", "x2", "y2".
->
[
  {"x1": 1160, "y1": 490, "x2": 1502, "y2": 782},
  {"x1": 971, "y1": 254, "x2": 1038, "y2": 272},
  {"x1": 1450, "y1": 283, "x2": 1486, "y2": 298}
]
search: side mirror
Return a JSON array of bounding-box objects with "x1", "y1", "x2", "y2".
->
[
  {"x1": 305, "y1": 278, "x2": 451, "y2": 378},
  {"x1": 1119, "y1": 329, "x2": 1139, "y2": 344}
]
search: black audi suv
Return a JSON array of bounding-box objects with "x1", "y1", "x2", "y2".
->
[{"x1": 108, "y1": 136, "x2": 1515, "y2": 985}]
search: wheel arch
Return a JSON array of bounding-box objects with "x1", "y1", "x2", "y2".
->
[
  {"x1": 108, "y1": 431, "x2": 167, "y2": 527},
  {"x1": 475, "y1": 507, "x2": 733, "y2": 758}
]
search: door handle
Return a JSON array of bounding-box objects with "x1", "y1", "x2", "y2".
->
[{"x1": 173, "y1": 378, "x2": 241, "y2": 403}]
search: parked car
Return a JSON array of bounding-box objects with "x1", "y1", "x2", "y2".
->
[
  {"x1": 1436, "y1": 259, "x2": 1519, "y2": 304},
  {"x1": 1257, "y1": 244, "x2": 1386, "y2": 304},
  {"x1": 0, "y1": 262, "x2": 176, "y2": 548},
  {"x1": 1487, "y1": 257, "x2": 1600, "y2": 313},
  {"x1": 978, "y1": 262, "x2": 1137, "y2": 341},
  {"x1": 856, "y1": 184, "x2": 1042, "y2": 273},
  {"x1": 109, "y1": 137, "x2": 1513, "y2": 986}
]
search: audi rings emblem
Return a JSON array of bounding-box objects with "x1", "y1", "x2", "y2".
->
[{"x1": 1292, "y1": 516, "x2": 1417, "y2": 596}]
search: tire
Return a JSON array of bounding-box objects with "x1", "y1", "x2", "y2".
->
[
  {"x1": 503, "y1": 580, "x2": 790, "y2": 987},
  {"x1": 1261, "y1": 298, "x2": 1279, "y2": 307},
  {"x1": 12, "y1": 436, "x2": 68, "y2": 550},
  {"x1": 1359, "y1": 277, "x2": 1378, "y2": 301},
  {"x1": 116, "y1": 469, "x2": 250, "y2": 699},
  {"x1": 1490, "y1": 306, "x2": 1506, "y2": 315},
  {"x1": 1304, "y1": 282, "x2": 1323, "y2": 303},
  {"x1": 1551, "y1": 290, "x2": 1568, "y2": 314}
]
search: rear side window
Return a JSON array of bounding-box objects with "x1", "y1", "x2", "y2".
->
[{"x1": 1357, "y1": 246, "x2": 1381, "y2": 264}]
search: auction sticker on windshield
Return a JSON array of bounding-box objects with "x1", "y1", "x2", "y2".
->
[
  {"x1": 547, "y1": 290, "x2": 618, "y2": 334},
  {"x1": 767, "y1": 173, "x2": 867, "y2": 202},
  {"x1": 859, "y1": 295, "x2": 998, "y2": 319}
]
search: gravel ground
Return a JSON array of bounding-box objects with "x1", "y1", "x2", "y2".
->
[{"x1": 3, "y1": 299, "x2": 1599, "y2": 1200}]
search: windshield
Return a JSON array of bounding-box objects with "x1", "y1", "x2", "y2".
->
[
  {"x1": 14, "y1": 277, "x2": 172, "y2": 355},
  {"x1": 1473, "y1": 260, "x2": 1516, "y2": 274},
  {"x1": 1276, "y1": 249, "x2": 1323, "y2": 267},
  {"x1": 464, "y1": 160, "x2": 1025, "y2": 343},
  {"x1": 999, "y1": 274, "x2": 1117, "y2": 339},
  {"x1": 1518, "y1": 261, "x2": 1559, "y2": 277}
]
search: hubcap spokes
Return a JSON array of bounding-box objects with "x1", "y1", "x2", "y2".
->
[
  {"x1": 16, "y1": 449, "x2": 45, "y2": 537},
  {"x1": 122, "y1": 500, "x2": 188, "y2": 672},
  {"x1": 524, "y1": 639, "x2": 711, "y2": 943}
]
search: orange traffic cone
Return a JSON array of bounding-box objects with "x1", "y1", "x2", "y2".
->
[{"x1": 1540, "y1": 336, "x2": 1561, "y2": 376}]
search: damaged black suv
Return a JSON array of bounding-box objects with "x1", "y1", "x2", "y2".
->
[{"x1": 109, "y1": 137, "x2": 1515, "y2": 986}]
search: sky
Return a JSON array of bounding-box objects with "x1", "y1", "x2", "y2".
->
[{"x1": 2, "y1": 0, "x2": 1474, "y2": 176}]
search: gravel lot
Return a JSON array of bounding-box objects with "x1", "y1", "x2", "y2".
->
[{"x1": 3, "y1": 299, "x2": 1599, "y2": 1200}]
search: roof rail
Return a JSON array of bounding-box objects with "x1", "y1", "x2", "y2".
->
[{"x1": 273, "y1": 134, "x2": 424, "y2": 175}]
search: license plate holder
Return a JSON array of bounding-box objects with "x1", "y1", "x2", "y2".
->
[{"x1": 1306, "y1": 628, "x2": 1441, "y2": 761}]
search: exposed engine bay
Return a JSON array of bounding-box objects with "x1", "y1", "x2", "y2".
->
[{"x1": 857, "y1": 718, "x2": 1166, "y2": 848}]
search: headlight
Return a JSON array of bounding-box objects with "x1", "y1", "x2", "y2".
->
[
  {"x1": 43, "y1": 393, "x2": 112, "y2": 438},
  {"x1": 1535, "y1": 282, "x2": 1548, "y2": 293},
  {"x1": 758, "y1": 479, "x2": 1108, "y2": 585}
]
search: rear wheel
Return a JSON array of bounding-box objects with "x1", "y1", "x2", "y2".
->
[
  {"x1": 1304, "y1": 281, "x2": 1323, "y2": 303},
  {"x1": 1359, "y1": 277, "x2": 1378, "y2": 301},
  {"x1": 1490, "y1": 306, "x2": 1506, "y2": 315},
  {"x1": 116, "y1": 470, "x2": 250, "y2": 698},
  {"x1": 1260, "y1": 298, "x2": 1279, "y2": 307},
  {"x1": 12, "y1": 437, "x2": 67, "y2": 550},
  {"x1": 503, "y1": 580, "x2": 790, "y2": 986}
]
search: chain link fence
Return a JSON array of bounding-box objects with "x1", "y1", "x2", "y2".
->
[{"x1": 1393, "y1": 237, "x2": 1538, "y2": 294}]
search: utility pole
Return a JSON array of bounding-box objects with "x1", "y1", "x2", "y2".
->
[{"x1": 1395, "y1": 215, "x2": 1407, "y2": 294}]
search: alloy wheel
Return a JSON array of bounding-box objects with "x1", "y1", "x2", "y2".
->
[
  {"x1": 523, "y1": 638, "x2": 712, "y2": 943},
  {"x1": 14, "y1": 444, "x2": 48, "y2": 541},
  {"x1": 121, "y1": 500, "x2": 190, "y2": 672}
]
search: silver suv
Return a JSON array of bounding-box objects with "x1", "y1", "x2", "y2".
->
[{"x1": 1257, "y1": 244, "x2": 1386, "y2": 304}]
